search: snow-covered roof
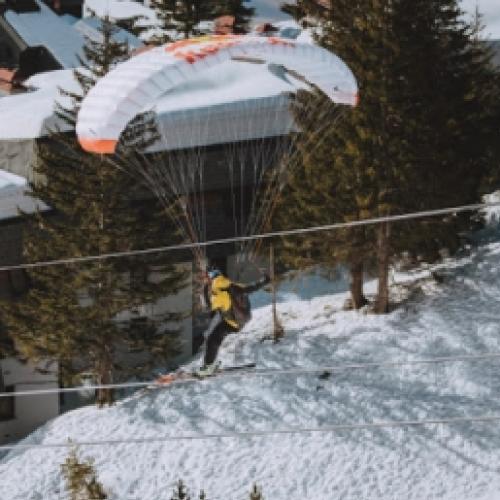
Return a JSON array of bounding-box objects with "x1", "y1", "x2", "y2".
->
[
  {"x1": 0, "y1": 70, "x2": 78, "y2": 139},
  {"x1": 0, "y1": 169, "x2": 49, "y2": 222},
  {"x1": 4, "y1": 1, "x2": 142, "y2": 69},
  {"x1": 0, "y1": 59, "x2": 309, "y2": 148},
  {"x1": 83, "y1": 0, "x2": 158, "y2": 24},
  {"x1": 5, "y1": 1, "x2": 87, "y2": 68}
]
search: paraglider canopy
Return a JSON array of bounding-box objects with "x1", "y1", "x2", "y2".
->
[{"x1": 76, "y1": 34, "x2": 358, "y2": 155}]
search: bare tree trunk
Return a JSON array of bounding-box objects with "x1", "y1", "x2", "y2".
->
[
  {"x1": 96, "y1": 354, "x2": 114, "y2": 407},
  {"x1": 270, "y1": 245, "x2": 284, "y2": 343},
  {"x1": 349, "y1": 261, "x2": 368, "y2": 309},
  {"x1": 96, "y1": 162, "x2": 114, "y2": 407},
  {"x1": 375, "y1": 222, "x2": 391, "y2": 314}
]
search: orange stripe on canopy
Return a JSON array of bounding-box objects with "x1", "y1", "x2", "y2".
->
[{"x1": 79, "y1": 138, "x2": 118, "y2": 154}]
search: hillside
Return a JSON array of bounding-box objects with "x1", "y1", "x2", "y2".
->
[{"x1": 2, "y1": 228, "x2": 500, "y2": 498}]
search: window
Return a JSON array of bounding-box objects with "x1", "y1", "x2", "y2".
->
[{"x1": 0, "y1": 386, "x2": 15, "y2": 422}]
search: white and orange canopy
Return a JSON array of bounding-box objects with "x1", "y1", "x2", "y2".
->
[{"x1": 76, "y1": 35, "x2": 358, "y2": 155}]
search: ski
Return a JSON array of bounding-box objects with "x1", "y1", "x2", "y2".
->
[
  {"x1": 211, "y1": 362, "x2": 256, "y2": 373},
  {"x1": 132, "y1": 362, "x2": 257, "y2": 397}
]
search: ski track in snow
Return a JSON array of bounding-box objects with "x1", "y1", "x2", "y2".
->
[{"x1": 2, "y1": 242, "x2": 500, "y2": 499}]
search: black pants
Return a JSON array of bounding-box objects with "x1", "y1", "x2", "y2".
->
[{"x1": 203, "y1": 312, "x2": 239, "y2": 365}]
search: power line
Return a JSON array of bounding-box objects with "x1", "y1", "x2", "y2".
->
[
  {"x1": 2, "y1": 351, "x2": 500, "y2": 399},
  {"x1": 1, "y1": 414, "x2": 500, "y2": 452},
  {"x1": 0, "y1": 200, "x2": 499, "y2": 272}
]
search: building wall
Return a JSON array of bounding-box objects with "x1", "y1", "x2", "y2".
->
[
  {"x1": 0, "y1": 140, "x2": 36, "y2": 181},
  {"x1": 0, "y1": 357, "x2": 59, "y2": 444}
]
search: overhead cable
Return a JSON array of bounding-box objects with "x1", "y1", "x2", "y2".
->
[
  {"x1": 1, "y1": 414, "x2": 500, "y2": 452},
  {"x1": 2, "y1": 351, "x2": 500, "y2": 399},
  {"x1": 0, "y1": 200, "x2": 499, "y2": 272}
]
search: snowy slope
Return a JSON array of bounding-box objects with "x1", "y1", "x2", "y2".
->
[{"x1": 3, "y1": 239, "x2": 500, "y2": 498}]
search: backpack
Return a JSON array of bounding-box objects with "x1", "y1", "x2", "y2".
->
[{"x1": 229, "y1": 285, "x2": 252, "y2": 329}]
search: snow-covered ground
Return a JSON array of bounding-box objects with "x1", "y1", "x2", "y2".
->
[{"x1": 2, "y1": 225, "x2": 500, "y2": 498}]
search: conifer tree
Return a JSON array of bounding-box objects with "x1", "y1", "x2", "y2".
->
[
  {"x1": 150, "y1": 0, "x2": 218, "y2": 41},
  {"x1": 1, "y1": 16, "x2": 186, "y2": 405},
  {"x1": 212, "y1": 0, "x2": 254, "y2": 34},
  {"x1": 61, "y1": 448, "x2": 108, "y2": 500},
  {"x1": 274, "y1": 88, "x2": 372, "y2": 310},
  {"x1": 276, "y1": 0, "x2": 500, "y2": 312},
  {"x1": 169, "y1": 480, "x2": 206, "y2": 499},
  {"x1": 170, "y1": 480, "x2": 190, "y2": 500},
  {"x1": 281, "y1": 0, "x2": 328, "y2": 25},
  {"x1": 148, "y1": 0, "x2": 177, "y2": 44},
  {"x1": 249, "y1": 484, "x2": 264, "y2": 500}
]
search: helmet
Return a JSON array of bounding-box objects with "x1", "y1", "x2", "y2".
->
[{"x1": 207, "y1": 268, "x2": 222, "y2": 280}]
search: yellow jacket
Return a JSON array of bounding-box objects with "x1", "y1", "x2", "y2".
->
[
  {"x1": 208, "y1": 273, "x2": 269, "y2": 330},
  {"x1": 210, "y1": 275, "x2": 238, "y2": 328}
]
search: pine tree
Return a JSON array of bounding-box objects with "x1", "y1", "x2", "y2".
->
[
  {"x1": 169, "y1": 480, "x2": 207, "y2": 499},
  {"x1": 170, "y1": 480, "x2": 190, "y2": 500},
  {"x1": 1, "y1": 16, "x2": 187, "y2": 406},
  {"x1": 61, "y1": 448, "x2": 108, "y2": 500},
  {"x1": 276, "y1": 0, "x2": 500, "y2": 312},
  {"x1": 212, "y1": 0, "x2": 254, "y2": 34},
  {"x1": 249, "y1": 484, "x2": 264, "y2": 500},
  {"x1": 281, "y1": 0, "x2": 329, "y2": 25},
  {"x1": 274, "y1": 87, "x2": 373, "y2": 310},
  {"x1": 148, "y1": 0, "x2": 177, "y2": 44},
  {"x1": 372, "y1": 0, "x2": 500, "y2": 311},
  {"x1": 150, "y1": 0, "x2": 218, "y2": 41}
]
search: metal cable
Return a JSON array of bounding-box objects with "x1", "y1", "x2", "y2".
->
[
  {"x1": 2, "y1": 414, "x2": 500, "y2": 452},
  {"x1": 0, "y1": 200, "x2": 499, "y2": 272},
  {"x1": 2, "y1": 351, "x2": 500, "y2": 399}
]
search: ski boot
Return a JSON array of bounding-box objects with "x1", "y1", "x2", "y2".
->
[{"x1": 195, "y1": 362, "x2": 220, "y2": 379}]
